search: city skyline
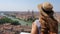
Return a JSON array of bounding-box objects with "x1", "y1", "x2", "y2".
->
[{"x1": 0, "y1": 0, "x2": 59, "y2": 12}]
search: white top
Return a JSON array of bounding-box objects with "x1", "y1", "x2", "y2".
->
[{"x1": 34, "y1": 20, "x2": 41, "y2": 34}]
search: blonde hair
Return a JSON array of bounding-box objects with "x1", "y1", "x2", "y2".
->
[{"x1": 38, "y1": 2, "x2": 58, "y2": 34}]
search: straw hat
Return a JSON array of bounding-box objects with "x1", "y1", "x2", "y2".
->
[{"x1": 38, "y1": 2, "x2": 53, "y2": 11}]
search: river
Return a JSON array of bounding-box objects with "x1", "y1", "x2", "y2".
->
[{"x1": 2, "y1": 14, "x2": 32, "y2": 26}]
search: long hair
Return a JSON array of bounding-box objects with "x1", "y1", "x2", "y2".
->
[{"x1": 39, "y1": 7, "x2": 58, "y2": 34}]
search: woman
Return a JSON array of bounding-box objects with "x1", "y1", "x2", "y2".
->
[{"x1": 31, "y1": 2, "x2": 58, "y2": 34}]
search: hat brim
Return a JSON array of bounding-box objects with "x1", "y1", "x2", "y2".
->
[{"x1": 38, "y1": 4, "x2": 43, "y2": 10}]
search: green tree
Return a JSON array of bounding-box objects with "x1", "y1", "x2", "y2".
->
[
  {"x1": 0, "y1": 17, "x2": 12, "y2": 24},
  {"x1": 11, "y1": 21, "x2": 21, "y2": 25},
  {"x1": 0, "y1": 17, "x2": 20, "y2": 25}
]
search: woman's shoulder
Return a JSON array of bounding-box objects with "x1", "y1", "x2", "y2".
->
[
  {"x1": 34, "y1": 19, "x2": 40, "y2": 24},
  {"x1": 35, "y1": 19, "x2": 39, "y2": 22}
]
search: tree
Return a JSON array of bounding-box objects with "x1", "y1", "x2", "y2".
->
[
  {"x1": 11, "y1": 21, "x2": 21, "y2": 25},
  {"x1": 0, "y1": 17, "x2": 20, "y2": 25}
]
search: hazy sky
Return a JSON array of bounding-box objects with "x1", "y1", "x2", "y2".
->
[{"x1": 0, "y1": 0, "x2": 60, "y2": 12}]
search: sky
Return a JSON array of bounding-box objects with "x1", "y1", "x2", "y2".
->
[{"x1": 0, "y1": 0, "x2": 60, "y2": 12}]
